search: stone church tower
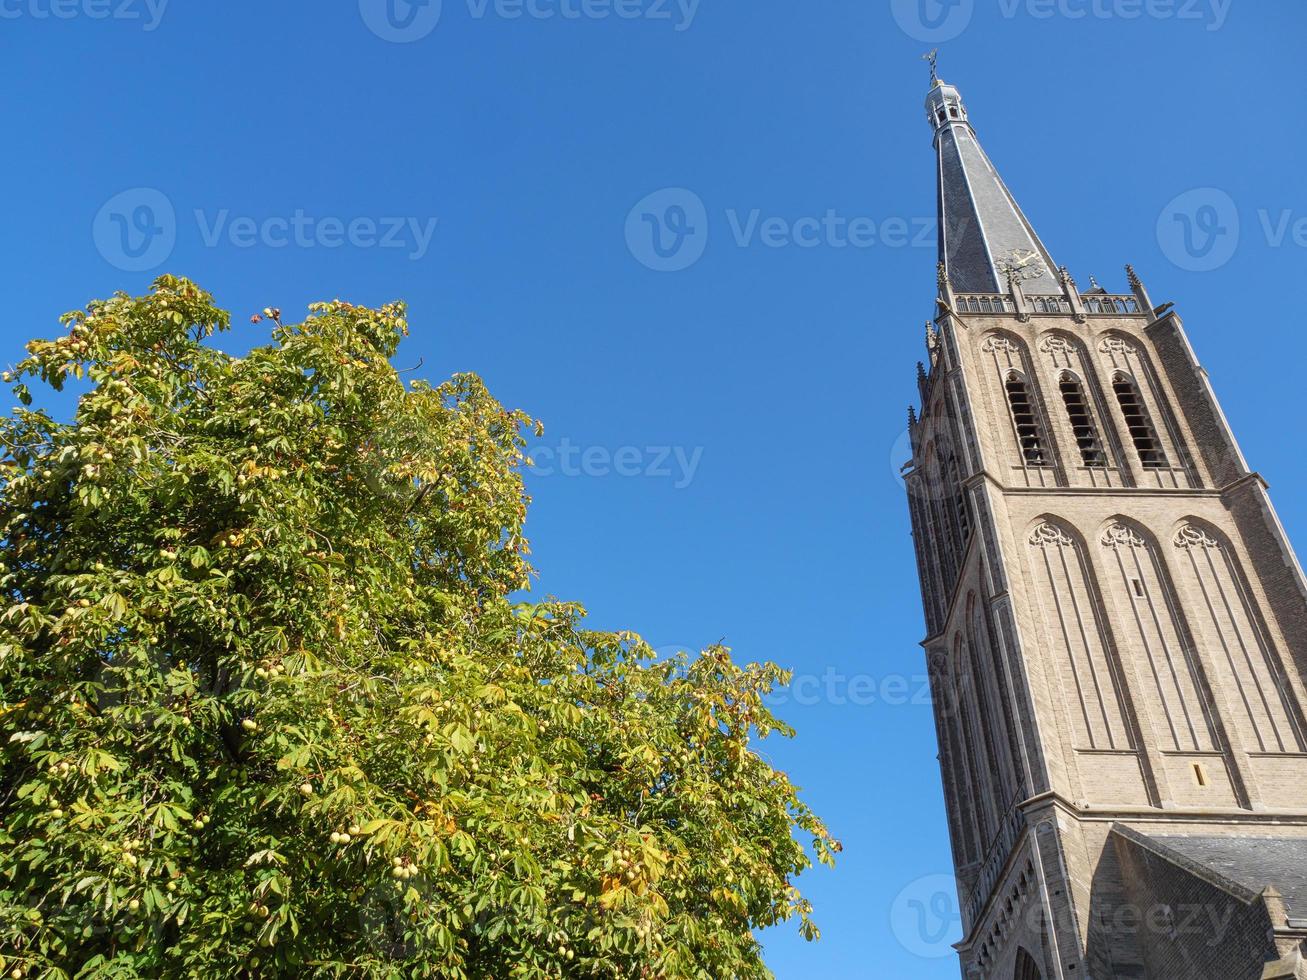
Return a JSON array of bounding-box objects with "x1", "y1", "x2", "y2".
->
[{"x1": 906, "y1": 73, "x2": 1307, "y2": 980}]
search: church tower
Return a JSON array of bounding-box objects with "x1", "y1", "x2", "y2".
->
[{"x1": 906, "y1": 72, "x2": 1307, "y2": 980}]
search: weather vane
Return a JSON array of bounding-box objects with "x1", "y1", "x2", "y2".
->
[{"x1": 922, "y1": 49, "x2": 939, "y2": 85}]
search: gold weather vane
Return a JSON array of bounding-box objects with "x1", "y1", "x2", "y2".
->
[{"x1": 922, "y1": 49, "x2": 939, "y2": 85}]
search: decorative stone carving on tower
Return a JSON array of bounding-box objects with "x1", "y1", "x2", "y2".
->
[
  {"x1": 904, "y1": 69, "x2": 1307, "y2": 980},
  {"x1": 1027, "y1": 521, "x2": 1074, "y2": 547}
]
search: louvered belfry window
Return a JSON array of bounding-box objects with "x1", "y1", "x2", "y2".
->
[
  {"x1": 1005, "y1": 372, "x2": 1048, "y2": 466},
  {"x1": 1059, "y1": 373, "x2": 1106, "y2": 467},
  {"x1": 1112, "y1": 373, "x2": 1168, "y2": 468}
]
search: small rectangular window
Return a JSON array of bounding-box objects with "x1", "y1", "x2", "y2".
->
[
  {"x1": 1193, "y1": 763, "x2": 1208, "y2": 787},
  {"x1": 1131, "y1": 579, "x2": 1145, "y2": 598}
]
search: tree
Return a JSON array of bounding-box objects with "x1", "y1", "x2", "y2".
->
[{"x1": 0, "y1": 277, "x2": 837, "y2": 978}]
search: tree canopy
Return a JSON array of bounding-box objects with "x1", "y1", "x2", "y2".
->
[{"x1": 0, "y1": 277, "x2": 836, "y2": 978}]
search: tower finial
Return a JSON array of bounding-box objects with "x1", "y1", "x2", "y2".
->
[{"x1": 922, "y1": 49, "x2": 939, "y2": 86}]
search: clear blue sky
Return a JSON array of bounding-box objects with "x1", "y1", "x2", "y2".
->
[{"x1": 3, "y1": 1, "x2": 1305, "y2": 975}]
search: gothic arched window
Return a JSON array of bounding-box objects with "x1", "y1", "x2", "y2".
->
[
  {"x1": 1059, "y1": 372, "x2": 1106, "y2": 467},
  {"x1": 1112, "y1": 373, "x2": 1168, "y2": 469},
  {"x1": 1005, "y1": 372, "x2": 1049, "y2": 466}
]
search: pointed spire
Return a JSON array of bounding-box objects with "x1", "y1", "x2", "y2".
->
[
  {"x1": 908, "y1": 405, "x2": 918, "y2": 428},
  {"x1": 925, "y1": 320, "x2": 938, "y2": 351},
  {"x1": 928, "y1": 76, "x2": 1060, "y2": 296},
  {"x1": 1125, "y1": 264, "x2": 1142, "y2": 290}
]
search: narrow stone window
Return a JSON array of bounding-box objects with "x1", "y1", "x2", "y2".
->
[
  {"x1": 1112, "y1": 373, "x2": 1168, "y2": 468},
  {"x1": 1059, "y1": 373, "x2": 1106, "y2": 467},
  {"x1": 1005, "y1": 372, "x2": 1048, "y2": 466},
  {"x1": 948, "y1": 455, "x2": 971, "y2": 542}
]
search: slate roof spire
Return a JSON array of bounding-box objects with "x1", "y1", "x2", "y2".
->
[{"x1": 927, "y1": 76, "x2": 1060, "y2": 295}]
